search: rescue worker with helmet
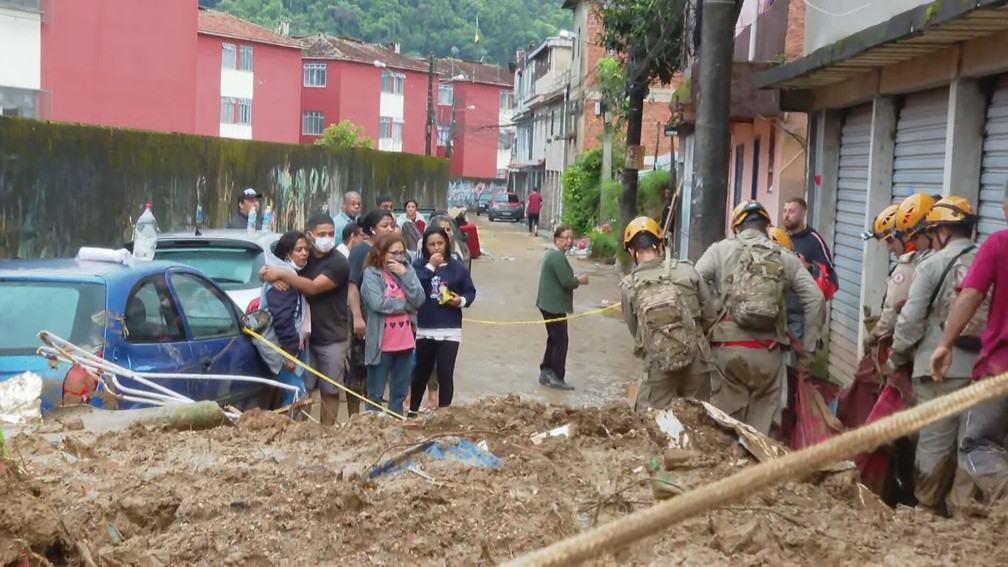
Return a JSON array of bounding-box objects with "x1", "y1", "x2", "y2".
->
[
  {"x1": 620, "y1": 216, "x2": 717, "y2": 409},
  {"x1": 695, "y1": 200, "x2": 825, "y2": 434},
  {"x1": 886, "y1": 195, "x2": 981, "y2": 516},
  {"x1": 862, "y1": 195, "x2": 938, "y2": 353}
]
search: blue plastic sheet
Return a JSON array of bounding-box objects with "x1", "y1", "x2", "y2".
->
[{"x1": 369, "y1": 436, "x2": 502, "y2": 479}]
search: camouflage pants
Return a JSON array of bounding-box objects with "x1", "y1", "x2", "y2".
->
[{"x1": 635, "y1": 359, "x2": 712, "y2": 412}]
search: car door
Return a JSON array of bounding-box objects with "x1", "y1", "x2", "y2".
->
[
  {"x1": 111, "y1": 275, "x2": 194, "y2": 409},
  {"x1": 166, "y1": 268, "x2": 269, "y2": 408}
]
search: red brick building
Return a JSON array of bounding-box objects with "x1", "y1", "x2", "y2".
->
[
  {"x1": 196, "y1": 9, "x2": 302, "y2": 143},
  {"x1": 299, "y1": 36, "x2": 436, "y2": 153}
]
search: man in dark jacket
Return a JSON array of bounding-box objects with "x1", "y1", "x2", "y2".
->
[
  {"x1": 783, "y1": 197, "x2": 838, "y2": 294},
  {"x1": 228, "y1": 188, "x2": 261, "y2": 229}
]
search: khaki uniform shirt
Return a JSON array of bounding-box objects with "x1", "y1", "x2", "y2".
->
[
  {"x1": 868, "y1": 249, "x2": 932, "y2": 343},
  {"x1": 694, "y1": 229, "x2": 825, "y2": 349},
  {"x1": 890, "y1": 239, "x2": 979, "y2": 379},
  {"x1": 620, "y1": 256, "x2": 717, "y2": 362}
]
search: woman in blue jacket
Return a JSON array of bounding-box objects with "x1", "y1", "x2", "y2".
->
[
  {"x1": 261, "y1": 231, "x2": 311, "y2": 407},
  {"x1": 409, "y1": 226, "x2": 477, "y2": 412}
]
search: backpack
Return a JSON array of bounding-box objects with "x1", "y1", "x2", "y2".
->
[
  {"x1": 724, "y1": 241, "x2": 786, "y2": 332},
  {"x1": 629, "y1": 248, "x2": 700, "y2": 372},
  {"x1": 929, "y1": 245, "x2": 989, "y2": 353}
]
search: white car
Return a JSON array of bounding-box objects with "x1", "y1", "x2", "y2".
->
[{"x1": 150, "y1": 229, "x2": 282, "y2": 311}]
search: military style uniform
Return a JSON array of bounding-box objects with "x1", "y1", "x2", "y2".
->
[
  {"x1": 695, "y1": 229, "x2": 826, "y2": 434},
  {"x1": 620, "y1": 257, "x2": 718, "y2": 409},
  {"x1": 866, "y1": 248, "x2": 933, "y2": 347},
  {"x1": 889, "y1": 238, "x2": 979, "y2": 513}
]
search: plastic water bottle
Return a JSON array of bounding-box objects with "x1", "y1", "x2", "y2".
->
[
  {"x1": 247, "y1": 205, "x2": 257, "y2": 233},
  {"x1": 261, "y1": 205, "x2": 272, "y2": 233},
  {"x1": 133, "y1": 203, "x2": 159, "y2": 261}
]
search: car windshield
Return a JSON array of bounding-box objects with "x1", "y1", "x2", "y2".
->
[
  {"x1": 479, "y1": 193, "x2": 492, "y2": 203},
  {"x1": 155, "y1": 246, "x2": 263, "y2": 289},
  {"x1": 0, "y1": 280, "x2": 106, "y2": 355},
  {"x1": 494, "y1": 194, "x2": 519, "y2": 204}
]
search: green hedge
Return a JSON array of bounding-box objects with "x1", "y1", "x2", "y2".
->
[{"x1": 600, "y1": 170, "x2": 671, "y2": 226}]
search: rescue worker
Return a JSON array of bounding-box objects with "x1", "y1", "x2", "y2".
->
[
  {"x1": 886, "y1": 195, "x2": 980, "y2": 516},
  {"x1": 620, "y1": 216, "x2": 717, "y2": 409},
  {"x1": 695, "y1": 201, "x2": 825, "y2": 434},
  {"x1": 862, "y1": 195, "x2": 937, "y2": 352}
]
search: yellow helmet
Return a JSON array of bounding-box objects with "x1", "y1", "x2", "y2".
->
[
  {"x1": 767, "y1": 226, "x2": 793, "y2": 250},
  {"x1": 926, "y1": 196, "x2": 977, "y2": 227},
  {"x1": 895, "y1": 193, "x2": 938, "y2": 237},
  {"x1": 861, "y1": 204, "x2": 901, "y2": 241},
  {"x1": 730, "y1": 200, "x2": 771, "y2": 233},
  {"x1": 623, "y1": 216, "x2": 663, "y2": 251}
]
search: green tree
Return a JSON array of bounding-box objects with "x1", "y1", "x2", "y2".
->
[
  {"x1": 596, "y1": 0, "x2": 687, "y2": 272},
  {"x1": 314, "y1": 119, "x2": 374, "y2": 150}
]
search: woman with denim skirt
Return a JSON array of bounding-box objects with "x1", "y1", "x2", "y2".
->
[
  {"x1": 360, "y1": 232, "x2": 426, "y2": 414},
  {"x1": 261, "y1": 231, "x2": 311, "y2": 407}
]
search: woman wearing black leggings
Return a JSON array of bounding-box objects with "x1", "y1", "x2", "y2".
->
[{"x1": 409, "y1": 226, "x2": 477, "y2": 412}]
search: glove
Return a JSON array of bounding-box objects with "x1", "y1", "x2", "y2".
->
[{"x1": 797, "y1": 351, "x2": 815, "y2": 375}]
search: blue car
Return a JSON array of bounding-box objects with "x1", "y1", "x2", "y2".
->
[{"x1": 0, "y1": 258, "x2": 273, "y2": 413}]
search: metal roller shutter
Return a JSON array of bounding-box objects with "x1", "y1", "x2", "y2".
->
[
  {"x1": 979, "y1": 77, "x2": 1008, "y2": 242},
  {"x1": 892, "y1": 89, "x2": 949, "y2": 202},
  {"x1": 828, "y1": 104, "x2": 872, "y2": 387}
]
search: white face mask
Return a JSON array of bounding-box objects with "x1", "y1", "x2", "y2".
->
[
  {"x1": 287, "y1": 258, "x2": 305, "y2": 272},
  {"x1": 312, "y1": 235, "x2": 336, "y2": 254}
]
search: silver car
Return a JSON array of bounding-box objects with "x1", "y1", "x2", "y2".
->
[{"x1": 150, "y1": 229, "x2": 282, "y2": 311}]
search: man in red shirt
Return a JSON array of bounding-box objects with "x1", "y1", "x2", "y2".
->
[
  {"x1": 931, "y1": 187, "x2": 1008, "y2": 504},
  {"x1": 526, "y1": 188, "x2": 543, "y2": 236}
]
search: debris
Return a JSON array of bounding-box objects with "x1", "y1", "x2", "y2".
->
[
  {"x1": 647, "y1": 457, "x2": 690, "y2": 500},
  {"x1": 654, "y1": 408, "x2": 689, "y2": 448},
  {"x1": 700, "y1": 401, "x2": 783, "y2": 462},
  {"x1": 368, "y1": 436, "x2": 502, "y2": 479},
  {"x1": 0, "y1": 371, "x2": 43, "y2": 425},
  {"x1": 530, "y1": 423, "x2": 572, "y2": 445},
  {"x1": 107, "y1": 522, "x2": 123, "y2": 545}
]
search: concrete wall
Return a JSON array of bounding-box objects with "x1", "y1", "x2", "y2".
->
[
  {"x1": 803, "y1": 0, "x2": 931, "y2": 54},
  {"x1": 0, "y1": 117, "x2": 450, "y2": 259},
  {"x1": 0, "y1": 6, "x2": 41, "y2": 92}
]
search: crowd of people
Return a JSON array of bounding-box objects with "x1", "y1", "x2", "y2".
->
[
  {"x1": 617, "y1": 187, "x2": 1008, "y2": 516},
  {"x1": 254, "y1": 191, "x2": 477, "y2": 420}
]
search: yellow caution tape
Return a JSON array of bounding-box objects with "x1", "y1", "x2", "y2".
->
[
  {"x1": 242, "y1": 327, "x2": 406, "y2": 421},
  {"x1": 462, "y1": 302, "x2": 621, "y2": 326}
]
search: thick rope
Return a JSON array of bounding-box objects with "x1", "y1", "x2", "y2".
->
[{"x1": 503, "y1": 371, "x2": 1008, "y2": 567}]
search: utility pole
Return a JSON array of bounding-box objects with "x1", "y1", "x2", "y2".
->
[
  {"x1": 689, "y1": 0, "x2": 740, "y2": 259},
  {"x1": 425, "y1": 53, "x2": 435, "y2": 156}
]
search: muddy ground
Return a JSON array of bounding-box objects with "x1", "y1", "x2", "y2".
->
[{"x1": 5, "y1": 218, "x2": 1008, "y2": 565}]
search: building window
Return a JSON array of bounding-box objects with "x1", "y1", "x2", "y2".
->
[
  {"x1": 239, "y1": 45, "x2": 253, "y2": 72},
  {"x1": 222, "y1": 43, "x2": 237, "y2": 69},
  {"x1": 380, "y1": 116, "x2": 392, "y2": 139},
  {"x1": 381, "y1": 71, "x2": 405, "y2": 94},
  {"x1": 303, "y1": 63, "x2": 326, "y2": 87},
  {"x1": 392, "y1": 120, "x2": 404, "y2": 143},
  {"x1": 0, "y1": 0, "x2": 42, "y2": 11},
  {"x1": 437, "y1": 125, "x2": 450, "y2": 146},
  {"x1": 497, "y1": 169, "x2": 507, "y2": 179},
  {"x1": 302, "y1": 111, "x2": 324, "y2": 135},
  {"x1": 498, "y1": 130, "x2": 512, "y2": 150},
  {"x1": 438, "y1": 83, "x2": 453, "y2": 106},
  {"x1": 237, "y1": 98, "x2": 252, "y2": 125},
  {"x1": 220, "y1": 97, "x2": 235, "y2": 124},
  {"x1": 499, "y1": 90, "x2": 512, "y2": 110}
]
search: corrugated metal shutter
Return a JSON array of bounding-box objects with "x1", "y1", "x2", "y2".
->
[
  {"x1": 828, "y1": 104, "x2": 872, "y2": 386},
  {"x1": 892, "y1": 88, "x2": 949, "y2": 202},
  {"x1": 979, "y1": 77, "x2": 1008, "y2": 242}
]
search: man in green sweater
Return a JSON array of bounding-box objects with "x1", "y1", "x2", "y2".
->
[{"x1": 536, "y1": 226, "x2": 589, "y2": 390}]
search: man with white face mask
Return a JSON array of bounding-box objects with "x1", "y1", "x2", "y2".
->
[{"x1": 261, "y1": 212, "x2": 350, "y2": 424}]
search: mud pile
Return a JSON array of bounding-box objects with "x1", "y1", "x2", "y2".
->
[{"x1": 5, "y1": 398, "x2": 1008, "y2": 565}]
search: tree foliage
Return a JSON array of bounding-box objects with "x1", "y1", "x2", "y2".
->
[
  {"x1": 595, "y1": 56, "x2": 628, "y2": 130},
  {"x1": 594, "y1": 0, "x2": 687, "y2": 87},
  {"x1": 200, "y1": 0, "x2": 570, "y2": 66},
  {"x1": 314, "y1": 119, "x2": 374, "y2": 149}
]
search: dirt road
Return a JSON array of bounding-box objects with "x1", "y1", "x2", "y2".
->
[{"x1": 454, "y1": 216, "x2": 640, "y2": 407}]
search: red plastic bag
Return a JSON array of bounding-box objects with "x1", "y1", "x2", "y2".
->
[
  {"x1": 790, "y1": 373, "x2": 844, "y2": 450},
  {"x1": 837, "y1": 354, "x2": 883, "y2": 429},
  {"x1": 854, "y1": 384, "x2": 907, "y2": 496}
]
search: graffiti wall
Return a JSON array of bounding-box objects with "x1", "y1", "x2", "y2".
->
[
  {"x1": 0, "y1": 118, "x2": 450, "y2": 258},
  {"x1": 447, "y1": 177, "x2": 507, "y2": 209}
]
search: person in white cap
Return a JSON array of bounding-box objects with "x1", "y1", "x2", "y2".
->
[{"x1": 229, "y1": 187, "x2": 262, "y2": 229}]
